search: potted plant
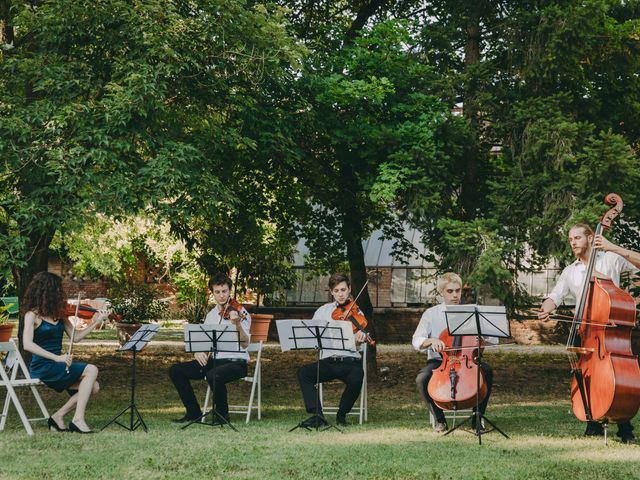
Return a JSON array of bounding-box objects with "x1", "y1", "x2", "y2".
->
[
  {"x1": 108, "y1": 283, "x2": 168, "y2": 345},
  {"x1": 0, "y1": 304, "x2": 14, "y2": 342}
]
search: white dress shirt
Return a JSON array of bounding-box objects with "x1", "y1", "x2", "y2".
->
[
  {"x1": 203, "y1": 305, "x2": 251, "y2": 361},
  {"x1": 412, "y1": 303, "x2": 498, "y2": 361},
  {"x1": 312, "y1": 302, "x2": 361, "y2": 360},
  {"x1": 547, "y1": 251, "x2": 636, "y2": 307}
]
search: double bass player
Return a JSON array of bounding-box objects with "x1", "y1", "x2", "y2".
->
[{"x1": 538, "y1": 222, "x2": 640, "y2": 443}]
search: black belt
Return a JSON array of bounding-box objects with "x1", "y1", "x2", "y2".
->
[
  {"x1": 326, "y1": 356, "x2": 359, "y2": 363},
  {"x1": 216, "y1": 358, "x2": 247, "y2": 365}
]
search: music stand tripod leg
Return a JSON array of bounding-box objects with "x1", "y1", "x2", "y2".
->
[{"x1": 102, "y1": 348, "x2": 148, "y2": 432}]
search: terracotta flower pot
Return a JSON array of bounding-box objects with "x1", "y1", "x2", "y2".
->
[
  {"x1": 0, "y1": 323, "x2": 14, "y2": 342},
  {"x1": 249, "y1": 314, "x2": 273, "y2": 343},
  {"x1": 115, "y1": 322, "x2": 143, "y2": 346}
]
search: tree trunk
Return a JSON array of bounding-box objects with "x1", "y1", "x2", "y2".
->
[
  {"x1": 0, "y1": 0, "x2": 15, "y2": 47},
  {"x1": 339, "y1": 159, "x2": 378, "y2": 378},
  {"x1": 12, "y1": 231, "x2": 54, "y2": 357},
  {"x1": 459, "y1": 0, "x2": 484, "y2": 219}
]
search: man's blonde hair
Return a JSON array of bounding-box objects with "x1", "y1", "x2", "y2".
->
[
  {"x1": 436, "y1": 272, "x2": 462, "y2": 294},
  {"x1": 569, "y1": 223, "x2": 594, "y2": 237}
]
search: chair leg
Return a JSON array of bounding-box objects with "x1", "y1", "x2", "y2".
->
[
  {"x1": 202, "y1": 386, "x2": 211, "y2": 423},
  {"x1": 2, "y1": 384, "x2": 34, "y2": 435},
  {"x1": 246, "y1": 375, "x2": 257, "y2": 425},
  {"x1": 30, "y1": 384, "x2": 50, "y2": 420},
  {"x1": 0, "y1": 389, "x2": 11, "y2": 431},
  {"x1": 257, "y1": 364, "x2": 261, "y2": 420}
]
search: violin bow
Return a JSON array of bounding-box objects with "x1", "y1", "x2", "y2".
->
[
  {"x1": 66, "y1": 291, "x2": 83, "y2": 374},
  {"x1": 339, "y1": 279, "x2": 377, "y2": 345},
  {"x1": 340, "y1": 279, "x2": 370, "y2": 320}
]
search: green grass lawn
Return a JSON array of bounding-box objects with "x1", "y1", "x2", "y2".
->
[{"x1": 1, "y1": 345, "x2": 638, "y2": 480}]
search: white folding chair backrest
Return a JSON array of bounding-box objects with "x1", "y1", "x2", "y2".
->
[
  {"x1": 203, "y1": 340, "x2": 264, "y2": 424},
  {"x1": 319, "y1": 342, "x2": 368, "y2": 424},
  {"x1": 0, "y1": 340, "x2": 49, "y2": 435}
]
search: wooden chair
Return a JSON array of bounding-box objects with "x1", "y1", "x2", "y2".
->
[{"x1": 0, "y1": 340, "x2": 49, "y2": 435}]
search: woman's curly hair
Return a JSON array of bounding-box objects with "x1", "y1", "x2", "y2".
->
[{"x1": 22, "y1": 272, "x2": 65, "y2": 319}]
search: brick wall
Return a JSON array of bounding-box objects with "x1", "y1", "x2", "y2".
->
[{"x1": 253, "y1": 306, "x2": 640, "y2": 349}]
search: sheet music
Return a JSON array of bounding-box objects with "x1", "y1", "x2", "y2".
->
[
  {"x1": 276, "y1": 319, "x2": 356, "y2": 353},
  {"x1": 444, "y1": 304, "x2": 510, "y2": 339},
  {"x1": 118, "y1": 324, "x2": 160, "y2": 352},
  {"x1": 183, "y1": 324, "x2": 241, "y2": 353}
]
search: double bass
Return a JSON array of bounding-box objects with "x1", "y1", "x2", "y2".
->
[{"x1": 567, "y1": 193, "x2": 640, "y2": 424}]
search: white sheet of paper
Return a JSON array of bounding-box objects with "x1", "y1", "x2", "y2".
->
[
  {"x1": 119, "y1": 324, "x2": 160, "y2": 352},
  {"x1": 183, "y1": 324, "x2": 241, "y2": 353},
  {"x1": 276, "y1": 319, "x2": 356, "y2": 353},
  {"x1": 443, "y1": 304, "x2": 510, "y2": 339}
]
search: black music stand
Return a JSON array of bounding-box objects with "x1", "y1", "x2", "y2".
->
[
  {"x1": 181, "y1": 324, "x2": 242, "y2": 431},
  {"x1": 442, "y1": 304, "x2": 511, "y2": 445},
  {"x1": 276, "y1": 319, "x2": 355, "y2": 433},
  {"x1": 102, "y1": 324, "x2": 159, "y2": 432}
]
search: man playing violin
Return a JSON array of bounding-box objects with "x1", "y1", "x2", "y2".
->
[
  {"x1": 413, "y1": 272, "x2": 496, "y2": 433},
  {"x1": 295, "y1": 272, "x2": 368, "y2": 428},
  {"x1": 539, "y1": 223, "x2": 640, "y2": 443},
  {"x1": 169, "y1": 273, "x2": 251, "y2": 424}
]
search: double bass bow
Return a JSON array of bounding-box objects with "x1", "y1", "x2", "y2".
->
[{"x1": 566, "y1": 193, "x2": 640, "y2": 424}]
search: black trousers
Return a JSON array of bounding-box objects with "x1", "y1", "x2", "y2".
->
[
  {"x1": 416, "y1": 359, "x2": 493, "y2": 423},
  {"x1": 168, "y1": 358, "x2": 247, "y2": 418},
  {"x1": 297, "y1": 358, "x2": 364, "y2": 419}
]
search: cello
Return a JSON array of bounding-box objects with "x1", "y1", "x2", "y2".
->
[
  {"x1": 567, "y1": 193, "x2": 640, "y2": 425},
  {"x1": 427, "y1": 318, "x2": 487, "y2": 411}
]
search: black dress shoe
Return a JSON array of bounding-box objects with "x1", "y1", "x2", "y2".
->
[
  {"x1": 68, "y1": 421, "x2": 94, "y2": 434},
  {"x1": 433, "y1": 421, "x2": 448, "y2": 433},
  {"x1": 48, "y1": 417, "x2": 67, "y2": 432},
  {"x1": 172, "y1": 414, "x2": 201, "y2": 424},
  {"x1": 584, "y1": 421, "x2": 604, "y2": 436},
  {"x1": 617, "y1": 423, "x2": 635, "y2": 444},
  {"x1": 211, "y1": 415, "x2": 231, "y2": 426},
  {"x1": 300, "y1": 414, "x2": 329, "y2": 428}
]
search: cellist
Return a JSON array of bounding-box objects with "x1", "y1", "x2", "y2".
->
[
  {"x1": 412, "y1": 272, "x2": 497, "y2": 433},
  {"x1": 294, "y1": 272, "x2": 368, "y2": 428},
  {"x1": 538, "y1": 223, "x2": 640, "y2": 443}
]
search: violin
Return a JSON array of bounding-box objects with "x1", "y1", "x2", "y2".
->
[
  {"x1": 567, "y1": 193, "x2": 640, "y2": 423},
  {"x1": 220, "y1": 298, "x2": 248, "y2": 321},
  {"x1": 332, "y1": 300, "x2": 376, "y2": 346},
  {"x1": 427, "y1": 325, "x2": 487, "y2": 411},
  {"x1": 64, "y1": 303, "x2": 121, "y2": 321}
]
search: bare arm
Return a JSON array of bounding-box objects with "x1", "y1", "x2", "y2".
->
[
  {"x1": 538, "y1": 298, "x2": 558, "y2": 320},
  {"x1": 22, "y1": 312, "x2": 67, "y2": 362},
  {"x1": 594, "y1": 234, "x2": 640, "y2": 269},
  {"x1": 71, "y1": 313, "x2": 107, "y2": 342},
  {"x1": 420, "y1": 337, "x2": 446, "y2": 352}
]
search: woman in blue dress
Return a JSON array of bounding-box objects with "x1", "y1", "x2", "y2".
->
[{"x1": 22, "y1": 272, "x2": 106, "y2": 433}]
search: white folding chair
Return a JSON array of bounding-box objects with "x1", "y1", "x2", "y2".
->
[
  {"x1": 203, "y1": 340, "x2": 263, "y2": 424},
  {"x1": 319, "y1": 342, "x2": 368, "y2": 424},
  {"x1": 429, "y1": 408, "x2": 473, "y2": 428},
  {"x1": 0, "y1": 340, "x2": 49, "y2": 435}
]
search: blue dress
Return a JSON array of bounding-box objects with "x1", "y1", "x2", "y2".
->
[{"x1": 29, "y1": 319, "x2": 87, "y2": 392}]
